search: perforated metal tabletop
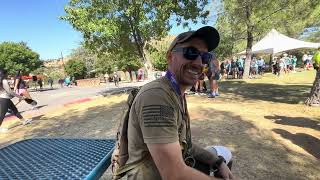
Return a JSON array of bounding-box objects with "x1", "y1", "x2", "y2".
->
[{"x1": 0, "y1": 138, "x2": 115, "y2": 180}]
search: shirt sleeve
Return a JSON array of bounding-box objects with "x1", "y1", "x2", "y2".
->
[{"x1": 135, "y1": 88, "x2": 179, "y2": 144}]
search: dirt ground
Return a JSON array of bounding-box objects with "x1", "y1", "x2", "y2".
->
[{"x1": 0, "y1": 71, "x2": 319, "y2": 180}]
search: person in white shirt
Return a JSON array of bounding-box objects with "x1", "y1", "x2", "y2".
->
[
  {"x1": 303, "y1": 54, "x2": 309, "y2": 70},
  {"x1": 0, "y1": 69, "x2": 32, "y2": 133}
]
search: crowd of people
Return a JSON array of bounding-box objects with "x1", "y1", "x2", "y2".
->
[
  {"x1": 58, "y1": 76, "x2": 77, "y2": 88},
  {"x1": 271, "y1": 53, "x2": 298, "y2": 76}
]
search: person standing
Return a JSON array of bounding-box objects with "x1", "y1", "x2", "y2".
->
[
  {"x1": 257, "y1": 57, "x2": 265, "y2": 75},
  {"x1": 113, "y1": 72, "x2": 120, "y2": 87},
  {"x1": 48, "y1": 77, "x2": 54, "y2": 89},
  {"x1": 14, "y1": 70, "x2": 33, "y2": 99},
  {"x1": 0, "y1": 69, "x2": 32, "y2": 133},
  {"x1": 303, "y1": 54, "x2": 309, "y2": 70},
  {"x1": 37, "y1": 78, "x2": 43, "y2": 90},
  {"x1": 236, "y1": 57, "x2": 244, "y2": 79},
  {"x1": 208, "y1": 54, "x2": 220, "y2": 98},
  {"x1": 292, "y1": 55, "x2": 297, "y2": 72}
]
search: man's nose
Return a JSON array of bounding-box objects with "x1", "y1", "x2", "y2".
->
[{"x1": 192, "y1": 55, "x2": 202, "y2": 65}]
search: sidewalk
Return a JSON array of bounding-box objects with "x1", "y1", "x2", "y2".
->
[{"x1": 2, "y1": 80, "x2": 150, "y2": 130}]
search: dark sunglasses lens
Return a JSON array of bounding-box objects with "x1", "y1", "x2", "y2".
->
[
  {"x1": 201, "y1": 53, "x2": 212, "y2": 64},
  {"x1": 184, "y1": 47, "x2": 200, "y2": 60}
]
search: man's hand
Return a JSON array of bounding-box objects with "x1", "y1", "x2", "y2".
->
[
  {"x1": 218, "y1": 163, "x2": 236, "y2": 180},
  {"x1": 147, "y1": 142, "x2": 220, "y2": 180}
]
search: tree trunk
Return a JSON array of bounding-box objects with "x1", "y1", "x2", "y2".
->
[
  {"x1": 126, "y1": 15, "x2": 155, "y2": 81},
  {"x1": 243, "y1": 31, "x2": 253, "y2": 79},
  {"x1": 143, "y1": 57, "x2": 154, "y2": 81},
  {"x1": 243, "y1": 2, "x2": 253, "y2": 79},
  {"x1": 305, "y1": 69, "x2": 320, "y2": 106}
]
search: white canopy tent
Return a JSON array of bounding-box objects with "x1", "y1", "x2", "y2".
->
[{"x1": 238, "y1": 29, "x2": 320, "y2": 55}]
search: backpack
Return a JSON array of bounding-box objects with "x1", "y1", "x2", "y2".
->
[{"x1": 111, "y1": 88, "x2": 140, "y2": 179}]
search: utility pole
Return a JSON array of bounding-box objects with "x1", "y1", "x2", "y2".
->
[{"x1": 61, "y1": 52, "x2": 66, "y2": 76}]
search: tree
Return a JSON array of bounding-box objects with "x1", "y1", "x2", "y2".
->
[
  {"x1": 305, "y1": 49, "x2": 320, "y2": 106},
  {"x1": 69, "y1": 46, "x2": 97, "y2": 76},
  {"x1": 147, "y1": 36, "x2": 174, "y2": 71},
  {"x1": 214, "y1": 14, "x2": 246, "y2": 60},
  {"x1": 62, "y1": 0, "x2": 210, "y2": 79},
  {"x1": 305, "y1": 69, "x2": 320, "y2": 106},
  {"x1": 64, "y1": 59, "x2": 87, "y2": 79},
  {"x1": 0, "y1": 42, "x2": 42, "y2": 75},
  {"x1": 215, "y1": 0, "x2": 320, "y2": 78}
]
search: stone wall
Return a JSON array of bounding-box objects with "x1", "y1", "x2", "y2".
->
[{"x1": 76, "y1": 78, "x2": 101, "y2": 87}]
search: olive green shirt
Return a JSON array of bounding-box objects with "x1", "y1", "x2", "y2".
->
[{"x1": 125, "y1": 77, "x2": 187, "y2": 180}]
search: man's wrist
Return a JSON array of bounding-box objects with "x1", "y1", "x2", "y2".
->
[{"x1": 213, "y1": 156, "x2": 226, "y2": 169}]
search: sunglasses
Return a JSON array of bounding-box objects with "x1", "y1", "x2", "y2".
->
[{"x1": 172, "y1": 46, "x2": 213, "y2": 64}]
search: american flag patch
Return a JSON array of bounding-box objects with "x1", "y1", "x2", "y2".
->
[{"x1": 142, "y1": 105, "x2": 175, "y2": 127}]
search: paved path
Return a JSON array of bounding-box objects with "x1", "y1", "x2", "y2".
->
[{"x1": 6, "y1": 81, "x2": 149, "y2": 122}]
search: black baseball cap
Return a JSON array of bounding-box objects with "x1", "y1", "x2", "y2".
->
[{"x1": 168, "y1": 26, "x2": 220, "y2": 52}]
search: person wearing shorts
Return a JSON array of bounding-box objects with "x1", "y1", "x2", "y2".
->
[
  {"x1": 0, "y1": 69, "x2": 32, "y2": 133},
  {"x1": 14, "y1": 70, "x2": 32, "y2": 99},
  {"x1": 208, "y1": 54, "x2": 220, "y2": 98}
]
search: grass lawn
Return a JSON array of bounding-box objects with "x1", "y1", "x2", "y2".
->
[{"x1": 0, "y1": 69, "x2": 319, "y2": 179}]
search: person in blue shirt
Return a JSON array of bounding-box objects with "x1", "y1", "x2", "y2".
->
[
  {"x1": 257, "y1": 57, "x2": 265, "y2": 75},
  {"x1": 236, "y1": 58, "x2": 244, "y2": 79}
]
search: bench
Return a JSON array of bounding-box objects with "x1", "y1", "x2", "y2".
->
[{"x1": 0, "y1": 138, "x2": 115, "y2": 180}]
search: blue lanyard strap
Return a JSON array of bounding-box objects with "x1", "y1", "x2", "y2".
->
[{"x1": 165, "y1": 71, "x2": 181, "y2": 96}]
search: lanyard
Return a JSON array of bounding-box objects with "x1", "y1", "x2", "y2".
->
[
  {"x1": 165, "y1": 71, "x2": 181, "y2": 96},
  {"x1": 165, "y1": 71, "x2": 193, "y2": 159}
]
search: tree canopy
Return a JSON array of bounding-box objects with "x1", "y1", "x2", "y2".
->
[
  {"x1": 0, "y1": 42, "x2": 42, "y2": 75},
  {"x1": 64, "y1": 59, "x2": 87, "y2": 79},
  {"x1": 61, "y1": 0, "x2": 210, "y2": 75}
]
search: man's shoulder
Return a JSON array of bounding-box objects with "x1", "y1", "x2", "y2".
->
[
  {"x1": 134, "y1": 77, "x2": 175, "y2": 104},
  {"x1": 140, "y1": 77, "x2": 171, "y2": 93}
]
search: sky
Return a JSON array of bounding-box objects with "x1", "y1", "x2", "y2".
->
[{"x1": 0, "y1": 0, "x2": 216, "y2": 60}]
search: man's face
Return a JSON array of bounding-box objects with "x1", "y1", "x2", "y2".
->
[{"x1": 168, "y1": 38, "x2": 207, "y2": 86}]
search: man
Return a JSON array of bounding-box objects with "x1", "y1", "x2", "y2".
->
[
  {"x1": 48, "y1": 77, "x2": 54, "y2": 89},
  {"x1": 291, "y1": 55, "x2": 297, "y2": 72},
  {"x1": 236, "y1": 57, "x2": 244, "y2": 79},
  {"x1": 113, "y1": 72, "x2": 120, "y2": 87},
  {"x1": 113, "y1": 26, "x2": 235, "y2": 180},
  {"x1": 208, "y1": 54, "x2": 221, "y2": 98},
  {"x1": 257, "y1": 57, "x2": 265, "y2": 75}
]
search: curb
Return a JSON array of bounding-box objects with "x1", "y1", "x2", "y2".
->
[{"x1": 63, "y1": 98, "x2": 92, "y2": 107}]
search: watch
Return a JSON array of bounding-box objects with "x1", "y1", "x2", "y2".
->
[{"x1": 214, "y1": 156, "x2": 226, "y2": 169}]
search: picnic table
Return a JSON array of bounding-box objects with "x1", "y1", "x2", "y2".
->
[{"x1": 0, "y1": 138, "x2": 115, "y2": 180}]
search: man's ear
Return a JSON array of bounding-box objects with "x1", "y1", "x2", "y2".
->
[{"x1": 167, "y1": 51, "x2": 173, "y2": 64}]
